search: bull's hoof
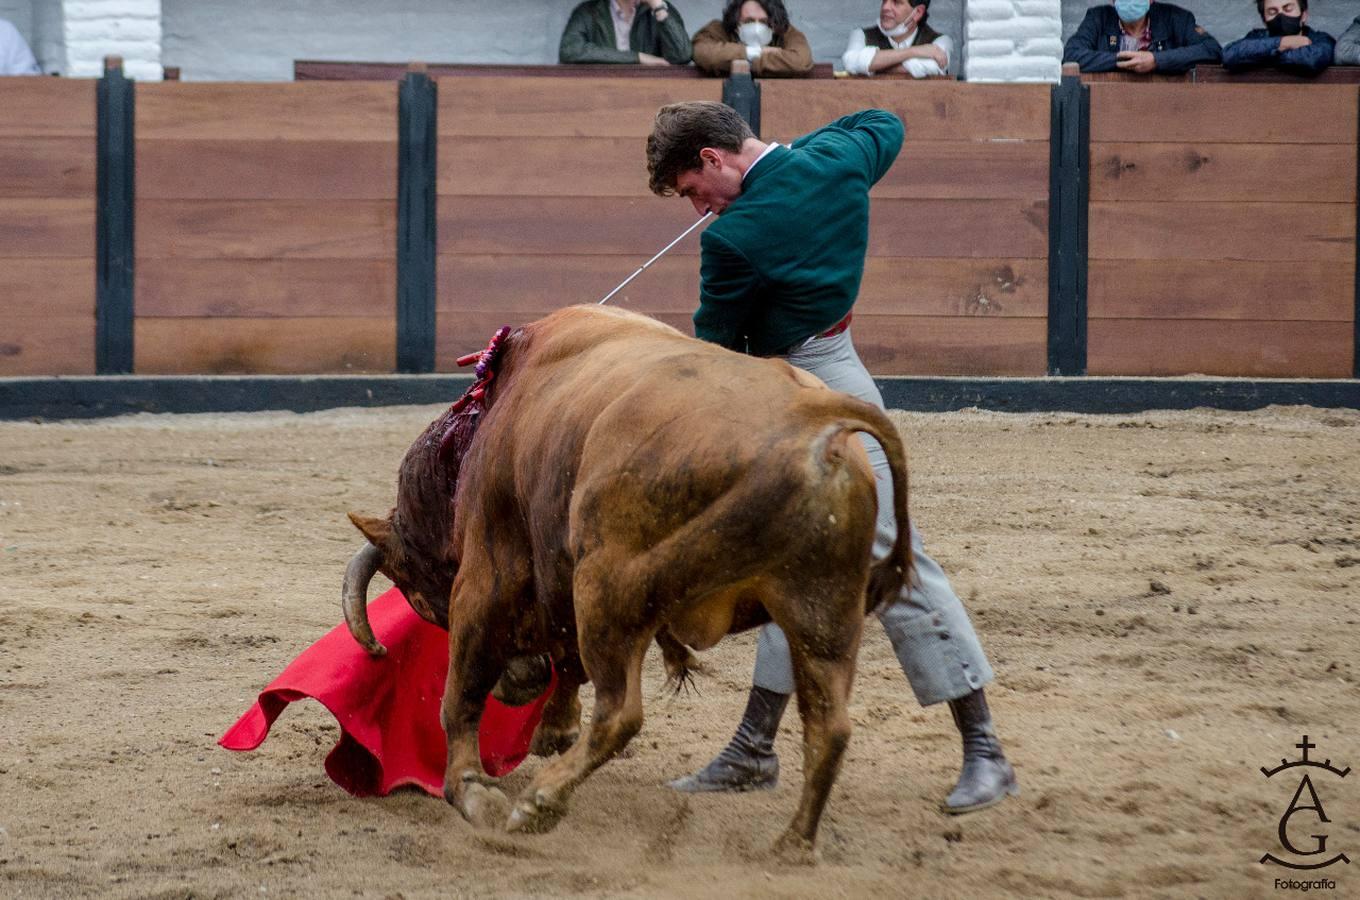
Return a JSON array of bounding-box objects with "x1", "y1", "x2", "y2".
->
[
  {"x1": 529, "y1": 726, "x2": 578, "y2": 758},
  {"x1": 458, "y1": 782, "x2": 511, "y2": 830},
  {"x1": 446, "y1": 777, "x2": 511, "y2": 837},
  {"x1": 771, "y1": 830, "x2": 818, "y2": 866},
  {"x1": 505, "y1": 789, "x2": 566, "y2": 835}
]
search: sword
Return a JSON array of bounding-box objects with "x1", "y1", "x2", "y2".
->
[{"x1": 596, "y1": 211, "x2": 713, "y2": 305}]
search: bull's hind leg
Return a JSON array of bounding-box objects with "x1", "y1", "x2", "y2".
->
[
  {"x1": 768, "y1": 579, "x2": 865, "y2": 857},
  {"x1": 506, "y1": 564, "x2": 650, "y2": 834},
  {"x1": 530, "y1": 656, "x2": 585, "y2": 758}
]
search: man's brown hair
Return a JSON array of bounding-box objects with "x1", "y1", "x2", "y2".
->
[
  {"x1": 1255, "y1": 0, "x2": 1306, "y2": 15},
  {"x1": 646, "y1": 101, "x2": 754, "y2": 197}
]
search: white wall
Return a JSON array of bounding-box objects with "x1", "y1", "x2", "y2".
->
[
  {"x1": 61, "y1": 0, "x2": 161, "y2": 79},
  {"x1": 32, "y1": 0, "x2": 66, "y2": 73},
  {"x1": 160, "y1": 0, "x2": 968, "y2": 81}
]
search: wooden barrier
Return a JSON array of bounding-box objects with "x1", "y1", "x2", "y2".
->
[
  {"x1": 133, "y1": 82, "x2": 398, "y2": 374},
  {"x1": 1086, "y1": 83, "x2": 1356, "y2": 377},
  {"x1": 434, "y1": 75, "x2": 723, "y2": 369},
  {"x1": 0, "y1": 78, "x2": 97, "y2": 376},
  {"x1": 761, "y1": 81, "x2": 1051, "y2": 376},
  {"x1": 3, "y1": 69, "x2": 1359, "y2": 383}
]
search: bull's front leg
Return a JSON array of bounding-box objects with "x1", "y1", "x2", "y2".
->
[{"x1": 441, "y1": 580, "x2": 514, "y2": 829}]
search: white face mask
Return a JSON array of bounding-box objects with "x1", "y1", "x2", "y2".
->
[{"x1": 738, "y1": 21, "x2": 774, "y2": 46}]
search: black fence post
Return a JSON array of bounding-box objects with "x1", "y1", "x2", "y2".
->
[
  {"x1": 1047, "y1": 70, "x2": 1089, "y2": 376},
  {"x1": 1354, "y1": 87, "x2": 1359, "y2": 378},
  {"x1": 96, "y1": 55, "x2": 135, "y2": 375},
  {"x1": 722, "y1": 59, "x2": 761, "y2": 137},
  {"x1": 396, "y1": 64, "x2": 438, "y2": 374}
]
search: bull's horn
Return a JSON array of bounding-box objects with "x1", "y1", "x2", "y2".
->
[{"x1": 341, "y1": 543, "x2": 387, "y2": 656}]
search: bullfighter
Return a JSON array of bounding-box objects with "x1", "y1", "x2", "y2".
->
[{"x1": 646, "y1": 101, "x2": 1018, "y2": 814}]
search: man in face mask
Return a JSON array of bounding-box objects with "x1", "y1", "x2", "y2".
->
[
  {"x1": 1223, "y1": 0, "x2": 1335, "y2": 75},
  {"x1": 1063, "y1": 0, "x2": 1222, "y2": 74},
  {"x1": 841, "y1": 0, "x2": 954, "y2": 78},
  {"x1": 691, "y1": 0, "x2": 814, "y2": 76}
]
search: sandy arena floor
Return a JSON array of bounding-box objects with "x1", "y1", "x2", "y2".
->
[{"x1": 1, "y1": 402, "x2": 1357, "y2": 899}]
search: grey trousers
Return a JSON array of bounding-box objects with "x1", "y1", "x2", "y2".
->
[{"x1": 752, "y1": 328, "x2": 994, "y2": 706}]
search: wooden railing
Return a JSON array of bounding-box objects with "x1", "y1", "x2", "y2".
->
[{"x1": 0, "y1": 61, "x2": 1355, "y2": 380}]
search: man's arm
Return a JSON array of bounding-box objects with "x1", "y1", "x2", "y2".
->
[
  {"x1": 1222, "y1": 33, "x2": 1279, "y2": 70},
  {"x1": 1063, "y1": 9, "x2": 1118, "y2": 73},
  {"x1": 695, "y1": 231, "x2": 760, "y2": 351},
  {"x1": 841, "y1": 29, "x2": 878, "y2": 75},
  {"x1": 691, "y1": 20, "x2": 745, "y2": 74},
  {"x1": 559, "y1": 4, "x2": 639, "y2": 63},
  {"x1": 795, "y1": 109, "x2": 904, "y2": 185},
  {"x1": 650, "y1": 2, "x2": 693, "y2": 65},
  {"x1": 1152, "y1": 15, "x2": 1221, "y2": 73},
  {"x1": 1279, "y1": 31, "x2": 1334, "y2": 75},
  {"x1": 1336, "y1": 16, "x2": 1360, "y2": 66},
  {"x1": 752, "y1": 27, "x2": 814, "y2": 76},
  {"x1": 903, "y1": 35, "x2": 952, "y2": 77}
]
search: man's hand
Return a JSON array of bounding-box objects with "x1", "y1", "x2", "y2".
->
[
  {"x1": 637, "y1": 52, "x2": 671, "y2": 66},
  {"x1": 1279, "y1": 35, "x2": 1312, "y2": 51},
  {"x1": 1115, "y1": 50, "x2": 1157, "y2": 73},
  {"x1": 925, "y1": 44, "x2": 948, "y2": 68},
  {"x1": 644, "y1": 0, "x2": 669, "y2": 21}
]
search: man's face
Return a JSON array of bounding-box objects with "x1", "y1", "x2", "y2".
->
[
  {"x1": 1261, "y1": 0, "x2": 1305, "y2": 24},
  {"x1": 738, "y1": 0, "x2": 770, "y2": 25},
  {"x1": 880, "y1": 0, "x2": 921, "y2": 31},
  {"x1": 673, "y1": 149, "x2": 744, "y2": 215}
]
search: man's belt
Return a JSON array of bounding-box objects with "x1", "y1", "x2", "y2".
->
[{"x1": 818, "y1": 312, "x2": 853, "y2": 339}]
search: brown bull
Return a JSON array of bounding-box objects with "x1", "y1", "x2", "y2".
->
[{"x1": 342, "y1": 305, "x2": 913, "y2": 852}]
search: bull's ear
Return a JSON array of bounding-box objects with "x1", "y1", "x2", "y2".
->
[{"x1": 347, "y1": 511, "x2": 394, "y2": 550}]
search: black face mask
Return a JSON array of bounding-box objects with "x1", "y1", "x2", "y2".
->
[{"x1": 1266, "y1": 14, "x2": 1304, "y2": 37}]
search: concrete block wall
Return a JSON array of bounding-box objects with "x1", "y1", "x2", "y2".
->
[
  {"x1": 62, "y1": 0, "x2": 161, "y2": 80},
  {"x1": 964, "y1": 0, "x2": 1063, "y2": 81}
]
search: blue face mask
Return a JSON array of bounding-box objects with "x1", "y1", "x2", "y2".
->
[{"x1": 1114, "y1": 0, "x2": 1150, "y2": 22}]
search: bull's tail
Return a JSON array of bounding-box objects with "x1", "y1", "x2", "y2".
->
[{"x1": 813, "y1": 396, "x2": 913, "y2": 616}]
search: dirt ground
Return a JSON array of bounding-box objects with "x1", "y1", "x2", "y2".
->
[{"x1": 1, "y1": 401, "x2": 1357, "y2": 899}]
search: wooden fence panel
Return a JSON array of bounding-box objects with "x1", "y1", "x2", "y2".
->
[
  {"x1": 134, "y1": 82, "x2": 397, "y2": 375},
  {"x1": 435, "y1": 76, "x2": 722, "y2": 368},
  {"x1": 1087, "y1": 83, "x2": 1356, "y2": 377},
  {"x1": 0, "y1": 79, "x2": 96, "y2": 376},
  {"x1": 760, "y1": 80, "x2": 1051, "y2": 375}
]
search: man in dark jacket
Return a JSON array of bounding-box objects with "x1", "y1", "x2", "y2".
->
[
  {"x1": 1223, "y1": 0, "x2": 1334, "y2": 75},
  {"x1": 560, "y1": 0, "x2": 693, "y2": 65},
  {"x1": 1063, "y1": 0, "x2": 1221, "y2": 74}
]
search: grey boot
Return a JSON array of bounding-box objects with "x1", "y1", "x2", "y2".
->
[
  {"x1": 667, "y1": 686, "x2": 789, "y2": 793},
  {"x1": 942, "y1": 688, "x2": 1018, "y2": 814}
]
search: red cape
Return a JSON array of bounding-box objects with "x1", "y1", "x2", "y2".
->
[{"x1": 219, "y1": 587, "x2": 554, "y2": 796}]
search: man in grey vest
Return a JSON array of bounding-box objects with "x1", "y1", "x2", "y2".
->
[{"x1": 841, "y1": 0, "x2": 953, "y2": 77}]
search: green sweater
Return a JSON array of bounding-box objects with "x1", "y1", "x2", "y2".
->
[
  {"x1": 695, "y1": 109, "x2": 904, "y2": 356},
  {"x1": 559, "y1": 0, "x2": 693, "y2": 65}
]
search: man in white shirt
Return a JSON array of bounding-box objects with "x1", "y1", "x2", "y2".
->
[
  {"x1": 0, "y1": 19, "x2": 40, "y2": 76},
  {"x1": 842, "y1": 0, "x2": 953, "y2": 78}
]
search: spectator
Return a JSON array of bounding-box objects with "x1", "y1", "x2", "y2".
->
[
  {"x1": 559, "y1": 0, "x2": 693, "y2": 66},
  {"x1": 1224, "y1": 0, "x2": 1335, "y2": 75},
  {"x1": 1062, "y1": 0, "x2": 1221, "y2": 74},
  {"x1": 841, "y1": 0, "x2": 953, "y2": 78},
  {"x1": 691, "y1": 0, "x2": 814, "y2": 77},
  {"x1": 0, "y1": 18, "x2": 40, "y2": 75},
  {"x1": 1337, "y1": 13, "x2": 1360, "y2": 65}
]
